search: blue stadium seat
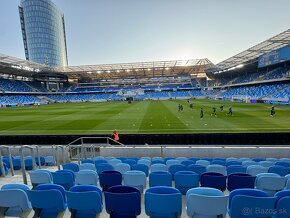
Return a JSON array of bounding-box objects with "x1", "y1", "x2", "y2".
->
[
  {"x1": 186, "y1": 187, "x2": 228, "y2": 218},
  {"x1": 95, "y1": 163, "x2": 114, "y2": 174},
  {"x1": 66, "y1": 185, "x2": 103, "y2": 218},
  {"x1": 137, "y1": 159, "x2": 151, "y2": 167},
  {"x1": 99, "y1": 170, "x2": 122, "y2": 191},
  {"x1": 269, "y1": 166, "x2": 290, "y2": 176},
  {"x1": 174, "y1": 171, "x2": 199, "y2": 194},
  {"x1": 151, "y1": 163, "x2": 167, "y2": 172},
  {"x1": 44, "y1": 156, "x2": 55, "y2": 166},
  {"x1": 114, "y1": 163, "x2": 131, "y2": 175},
  {"x1": 29, "y1": 169, "x2": 53, "y2": 188},
  {"x1": 81, "y1": 159, "x2": 94, "y2": 164},
  {"x1": 246, "y1": 165, "x2": 268, "y2": 176},
  {"x1": 105, "y1": 185, "x2": 141, "y2": 218},
  {"x1": 124, "y1": 170, "x2": 147, "y2": 193},
  {"x1": 227, "y1": 165, "x2": 247, "y2": 175},
  {"x1": 180, "y1": 160, "x2": 195, "y2": 167},
  {"x1": 187, "y1": 164, "x2": 207, "y2": 175},
  {"x1": 207, "y1": 164, "x2": 227, "y2": 176},
  {"x1": 52, "y1": 170, "x2": 75, "y2": 190},
  {"x1": 200, "y1": 172, "x2": 227, "y2": 191},
  {"x1": 131, "y1": 164, "x2": 149, "y2": 177},
  {"x1": 145, "y1": 186, "x2": 182, "y2": 218},
  {"x1": 168, "y1": 164, "x2": 187, "y2": 180},
  {"x1": 122, "y1": 159, "x2": 137, "y2": 167},
  {"x1": 149, "y1": 171, "x2": 172, "y2": 187},
  {"x1": 79, "y1": 163, "x2": 96, "y2": 171},
  {"x1": 227, "y1": 173, "x2": 256, "y2": 191},
  {"x1": 274, "y1": 190, "x2": 290, "y2": 218},
  {"x1": 276, "y1": 161, "x2": 290, "y2": 168},
  {"x1": 62, "y1": 163, "x2": 79, "y2": 172},
  {"x1": 75, "y1": 170, "x2": 99, "y2": 186},
  {"x1": 196, "y1": 160, "x2": 210, "y2": 167},
  {"x1": 29, "y1": 184, "x2": 67, "y2": 218},
  {"x1": 228, "y1": 189, "x2": 276, "y2": 218},
  {"x1": 255, "y1": 173, "x2": 285, "y2": 196}
]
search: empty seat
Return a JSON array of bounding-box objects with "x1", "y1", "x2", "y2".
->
[
  {"x1": 246, "y1": 165, "x2": 268, "y2": 176},
  {"x1": 255, "y1": 173, "x2": 285, "y2": 196},
  {"x1": 124, "y1": 170, "x2": 147, "y2": 193},
  {"x1": 166, "y1": 159, "x2": 180, "y2": 168},
  {"x1": 175, "y1": 171, "x2": 199, "y2": 194},
  {"x1": 99, "y1": 170, "x2": 122, "y2": 191},
  {"x1": 123, "y1": 159, "x2": 137, "y2": 167},
  {"x1": 211, "y1": 160, "x2": 226, "y2": 166},
  {"x1": 149, "y1": 171, "x2": 172, "y2": 187},
  {"x1": 79, "y1": 163, "x2": 96, "y2": 171},
  {"x1": 259, "y1": 161, "x2": 275, "y2": 167},
  {"x1": 151, "y1": 163, "x2": 167, "y2": 172},
  {"x1": 114, "y1": 163, "x2": 131, "y2": 175},
  {"x1": 62, "y1": 163, "x2": 79, "y2": 172},
  {"x1": 186, "y1": 187, "x2": 228, "y2": 218},
  {"x1": 228, "y1": 189, "x2": 276, "y2": 218},
  {"x1": 0, "y1": 184, "x2": 32, "y2": 218},
  {"x1": 269, "y1": 165, "x2": 290, "y2": 176},
  {"x1": 227, "y1": 165, "x2": 247, "y2": 175},
  {"x1": 12, "y1": 157, "x2": 21, "y2": 170},
  {"x1": 75, "y1": 170, "x2": 99, "y2": 186},
  {"x1": 105, "y1": 185, "x2": 141, "y2": 218},
  {"x1": 29, "y1": 169, "x2": 53, "y2": 188},
  {"x1": 107, "y1": 158, "x2": 122, "y2": 167},
  {"x1": 95, "y1": 163, "x2": 114, "y2": 174},
  {"x1": 94, "y1": 159, "x2": 108, "y2": 165},
  {"x1": 274, "y1": 190, "x2": 290, "y2": 218},
  {"x1": 207, "y1": 164, "x2": 227, "y2": 176},
  {"x1": 145, "y1": 186, "x2": 182, "y2": 218},
  {"x1": 137, "y1": 159, "x2": 151, "y2": 167},
  {"x1": 52, "y1": 170, "x2": 75, "y2": 191},
  {"x1": 81, "y1": 159, "x2": 94, "y2": 164},
  {"x1": 226, "y1": 161, "x2": 242, "y2": 167},
  {"x1": 181, "y1": 160, "x2": 195, "y2": 167},
  {"x1": 253, "y1": 158, "x2": 266, "y2": 162},
  {"x1": 66, "y1": 185, "x2": 103, "y2": 218},
  {"x1": 131, "y1": 164, "x2": 149, "y2": 177},
  {"x1": 44, "y1": 156, "x2": 55, "y2": 166},
  {"x1": 24, "y1": 156, "x2": 34, "y2": 170},
  {"x1": 176, "y1": 157, "x2": 187, "y2": 162},
  {"x1": 242, "y1": 160, "x2": 257, "y2": 167},
  {"x1": 196, "y1": 160, "x2": 210, "y2": 167},
  {"x1": 200, "y1": 172, "x2": 227, "y2": 191},
  {"x1": 276, "y1": 161, "x2": 290, "y2": 168},
  {"x1": 266, "y1": 158, "x2": 278, "y2": 162},
  {"x1": 168, "y1": 164, "x2": 187, "y2": 180},
  {"x1": 35, "y1": 156, "x2": 45, "y2": 166},
  {"x1": 227, "y1": 173, "x2": 256, "y2": 191},
  {"x1": 151, "y1": 159, "x2": 165, "y2": 165},
  {"x1": 187, "y1": 164, "x2": 207, "y2": 175},
  {"x1": 29, "y1": 184, "x2": 67, "y2": 218}
]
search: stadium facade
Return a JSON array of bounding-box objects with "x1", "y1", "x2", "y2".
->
[{"x1": 19, "y1": 0, "x2": 68, "y2": 67}]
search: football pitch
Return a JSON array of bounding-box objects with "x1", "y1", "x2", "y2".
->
[{"x1": 0, "y1": 99, "x2": 289, "y2": 135}]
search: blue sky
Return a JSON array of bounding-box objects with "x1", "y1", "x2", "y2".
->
[{"x1": 1, "y1": 0, "x2": 290, "y2": 66}]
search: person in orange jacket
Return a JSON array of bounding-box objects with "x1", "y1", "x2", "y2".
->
[{"x1": 112, "y1": 130, "x2": 119, "y2": 142}]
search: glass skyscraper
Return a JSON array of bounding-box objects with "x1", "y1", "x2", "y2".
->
[{"x1": 19, "y1": 0, "x2": 68, "y2": 67}]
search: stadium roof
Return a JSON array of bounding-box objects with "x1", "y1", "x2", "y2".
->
[
  {"x1": 207, "y1": 28, "x2": 290, "y2": 74},
  {"x1": 0, "y1": 55, "x2": 213, "y2": 79}
]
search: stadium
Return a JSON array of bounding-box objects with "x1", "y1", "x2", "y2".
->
[{"x1": 0, "y1": 0, "x2": 290, "y2": 217}]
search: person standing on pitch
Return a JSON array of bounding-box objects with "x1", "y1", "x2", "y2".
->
[
  {"x1": 200, "y1": 108, "x2": 204, "y2": 119},
  {"x1": 270, "y1": 105, "x2": 275, "y2": 117},
  {"x1": 211, "y1": 106, "x2": 217, "y2": 117},
  {"x1": 227, "y1": 106, "x2": 233, "y2": 116}
]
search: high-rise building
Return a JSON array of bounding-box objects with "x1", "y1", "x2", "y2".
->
[{"x1": 19, "y1": 0, "x2": 68, "y2": 67}]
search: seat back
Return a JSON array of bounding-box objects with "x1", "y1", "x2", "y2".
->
[
  {"x1": 174, "y1": 171, "x2": 199, "y2": 194},
  {"x1": 99, "y1": 170, "x2": 122, "y2": 191},
  {"x1": 114, "y1": 163, "x2": 131, "y2": 174},
  {"x1": 200, "y1": 172, "x2": 227, "y2": 191},
  {"x1": 227, "y1": 173, "x2": 256, "y2": 191},
  {"x1": 79, "y1": 163, "x2": 96, "y2": 171},
  {"x1": 256, "y1": 175, "x2": 285, "y2": 195},
  {"x1": 75, "y1": 170, "x2": 99, "y2": 186},
  {"x1": 105, "y1": 185, "x2": 141, "y2": 217},
  {"x1": 131, "y1": 164, "x2": 149, "y2": 177},
  {"x1": 145, "y1": 186, "x2": 182, "y2": 218},
  {"x1": 81, "y1": 159, "x2": 94, "y2": 164},
  {"x1": 227, "y1": 165, "x2": 247, "y2": 175},
  {"x1": 196, "y1": 160, "x2": 210, "y2": 167},
  {"x1": 247, "y1": 165, "x2": 268, "y2": 176},
  {"x1": 207, "y1": 164, "x2": 227, "y2": 176},
  {"x1": 66, "y1": 185, "x2": 103, "y2": 217},
  {"x1": 186, "y1": 192, "x2": 228, "y2": 217},
  {"x1": 230, "y1": 195, "x2": 276, "y2": 218},
  {"x1": 269, "y1": 166, "x2": 290, "y2": 176},
  {"x1": 95, "y1": 163, "x2": 114, "y2": 174},
  {"x1": 29, "y1": 170, "x2": 53, "y2": 188},
  {"x1": 168, "y1": 164, "x2": 187, "y2": 180},
  {"x1": 62, "y1": 163, "x2": 79, "y2": 172},
  {"x1": 124, "y1": 170, "x2": 147, "y2": 193},
  {"x1": 0, "y1": 189, "x2": 31, "y2": 217},
  {"x1": 29, "y1": 184, "x2": 67, "y2": 217},
  {"x1": 51, "y1": 170, "x2": 75, "y2": 190},
  {"x1": 149, "y1": 171, "x2": 172, "y2": 187},
  {"x1": 108, "y1": 159, "x2": 122, "y2": 167},
  {"x1": 151, "y1": 164, "x2": 167, "y2": 172},
  {"x1": 187, "y1": 164, "x2": 207, "y2": 175},
  {"x1": 137, "y1": 159, "x2": 151, "y2": 167}
]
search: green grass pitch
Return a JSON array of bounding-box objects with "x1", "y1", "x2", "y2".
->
[{"x1": 0, "y1": 99, "x2": 289, "y2": 135}]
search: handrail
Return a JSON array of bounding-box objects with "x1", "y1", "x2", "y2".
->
[
  {"x1": 34, "y1": 145, "x2": 41, "y2": 169},
  {"x1": 19, "y1": 145, "x2": 36, "y2": 185},
  {"x1": 54, "y1": 145, "x2": 66, "y2": 170},
  {"x1": 0, "y1": 145, "x2": 14, "y2": 176},
  {"x1": 66, "y1": 137, "x2": 124, "y2": 147}
]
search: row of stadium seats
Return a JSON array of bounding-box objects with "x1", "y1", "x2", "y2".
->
[{"x1": 2, "y1": 163, "x2": 290, "y2": 217}]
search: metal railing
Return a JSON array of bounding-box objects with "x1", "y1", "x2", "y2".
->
[
  {"x1": 67, "y1": 137, "x2": 124, "y2": 161},
  {"x1": 0, "y1": 145, "x2": 14, "y2": 177},
  {"x1": 20, "y1": 145, "x2": 36, "y2": 185}
]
